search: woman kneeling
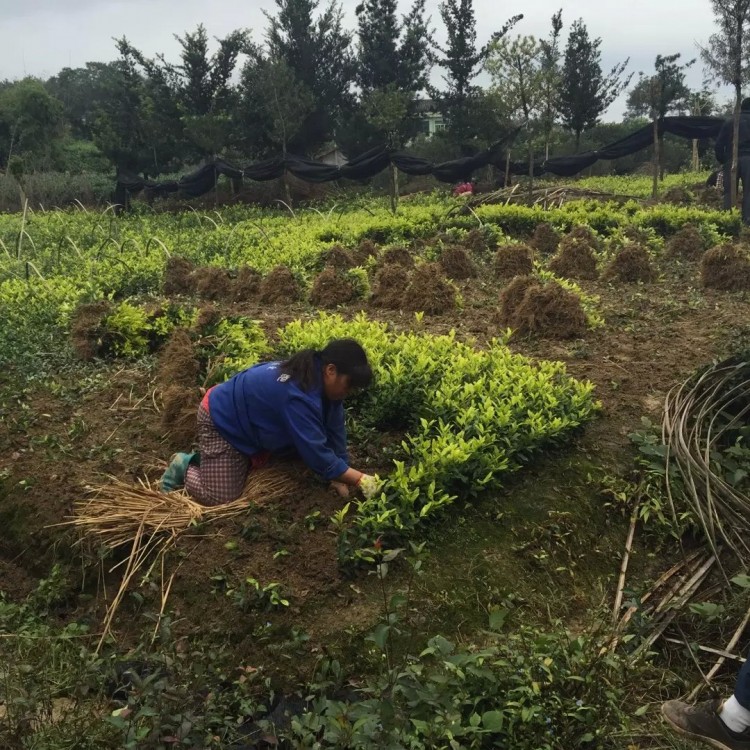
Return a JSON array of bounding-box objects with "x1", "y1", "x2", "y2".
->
[{"x1": 160, "y1": 338, "x2": 377, "y2": 504}]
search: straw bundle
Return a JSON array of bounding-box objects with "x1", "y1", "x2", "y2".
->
[
  {"x1": 67, "y1": 470, "x2": 295, "y2": 549},
  {"x1": 59, "y1": 469, "x2": 296, "y2": 650}
]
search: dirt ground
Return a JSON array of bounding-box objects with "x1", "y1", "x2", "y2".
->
[{"x1": 1, "y1": 247, "x2": 749, "y2": 700}]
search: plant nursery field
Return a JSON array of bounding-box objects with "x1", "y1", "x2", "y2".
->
[{"x1": 1, "y1": 178, "x2": 749, "y2": 749}]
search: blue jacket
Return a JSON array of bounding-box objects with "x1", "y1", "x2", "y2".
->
[{"x1": 207, "y1": 361, "x2": 349, "y2": 480}]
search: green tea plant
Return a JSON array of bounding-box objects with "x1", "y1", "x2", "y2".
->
[
  {"x1": 0, "y1": 194, "x2": 740, "y2": 376},
  {"x1": 274, "y1": 541, "x2": 630, "y2": 750},
  {"x1": 200, "y1": 317, "x2": 269, "y2": 384},
  {"x1": 0, "y1": 569, "x2": 270, "y2": 750},
  {"x1": 276, "y1": 313, "x2": 599, "y2": 557},
  {"x1": 226, "y1": 577, "x2": 290, "y2": 612}
]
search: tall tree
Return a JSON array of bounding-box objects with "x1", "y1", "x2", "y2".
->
[
  {"x1": 355, "y1": 0, "x2": 434, "y2": 113},
  {"x1": 433, "y1": 0, "x2": 521, "y2": 144},
  {"x1": 486, "y1": 35, "x2": 545, "y2": 186},
  {"x1": 240, "y1": 54, "x2": 314, "y2": 202},
  {"x1": 486, "y1": 36, "x2": 544, "y2": 123},
  {"x1": 625, "y1": 53, "x2": 695, "y2": 119},
  {"x1": 626, "y1": 53, "x2": 695, "y2": 183},
  {"x1": 46, "y1": 63, "x2": 122, "y2": 140},
  {"x1": 265, "y1": 0, "x2": 354, "y2": 152},
  {"x1": 701, "y1": 0, "x2": 750, "y2": 206},
  {"x1": 0, "y1": 78, "x2": 65, "y2": 170},
  {"x1": 117, "y1": 26, "x2": 249, "y2": 160},
  {"x1": 538, "y1": 9, "x2": 563, "y2": 159},
  {"x1": 557, "y1": 19, "x2": 632, "y2": 148},
  {"x1": 240, "y1": 55, "x2": 314, "y2": 159},
  {"x1": 91, "y1": 43, "x2": 181, "y2": 175}
]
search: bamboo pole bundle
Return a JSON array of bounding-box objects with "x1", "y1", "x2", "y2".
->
[{"x1": 662, "y1": 356, "x2": 750, "y2": 568}]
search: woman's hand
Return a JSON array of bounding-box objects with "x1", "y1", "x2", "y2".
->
[{"x1": 330, "y1": 480, "x2": 350, "y2": 498}]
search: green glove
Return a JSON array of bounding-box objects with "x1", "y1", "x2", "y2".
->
[
  {"x1": 159, "y1": 452, "x2": 198, "y2": 492},
  {"x1": 358, "y1": 474, "x2": 382, "y2": 500}
]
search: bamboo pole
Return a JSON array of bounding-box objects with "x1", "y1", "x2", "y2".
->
[
  {"x1": 652, "y1": 117, "x2": 659, "y2": 199},
  {"x1": 688, "y1": 600, "x2": 750, "y2": 700},
  {"x1": 612, "y1": 503, "x2": 640, "y2": 625}
]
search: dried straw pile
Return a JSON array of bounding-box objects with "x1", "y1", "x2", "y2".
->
[
  {"x1": 70, "y1": 470, "x2": 293, "y2": 548},
  {"x1": 61, "y1": 470, "x2": 295, "y2": 649}
]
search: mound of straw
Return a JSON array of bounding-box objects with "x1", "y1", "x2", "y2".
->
[
  {"x1": 59, "y1": 469, "x2": 295, "y2": 650},
  {"x1": 68, "y1": 470, "x2": 294, "y2": 548}
]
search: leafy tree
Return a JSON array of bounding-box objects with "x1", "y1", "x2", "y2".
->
[
  {"x1": 626, "y1": 54, "x2": 695, "y2": 119},
  {"x1": 0, "y1": 78, "x2": 66, "y2": 170},
  {"x1": 170, "y1": 25, "x2": 248, "y2": 116},
  {"x1": 90, "y1": 45, "x2": 180, "y2": 176},
  {"x1": 432, "y1": 0, "x2": 521, "y2": 143},
  {"x1": 352, "y1": 0, "x2": 434, "y2": 148},
  {"x1": 239, "y1": 55, "x2": 314, "y2": 202},
  {"x1": 240, "y1": 55, "x2": 315, "y2": 156},
  {"x1": 701, "y1": 0, "x2": 750, "y2": 204},
  {"x1": 115, "y1": 26, "x2": 250, "y2": 161},
  {"x1": 538, "y1": 9, "x2": 563, "y2": 159},
  {"x1": 46, "y1": 63, "x2": 123, "y2": 140},
  {"x1": 487, "y1": 36, "x2": 544, "y2": 124},
  {"x1": 626, "y1": 53, "x2": 695, "y2": 181},
  {"x1": 558, "y1": 19, "x2": 632, "y2": 148},
  {"x1": 265, "y1": 0, "x2": 355, "y2": 152},
  {"x1": 486, "y1": 35, "x2": 544, "y2": 181}
]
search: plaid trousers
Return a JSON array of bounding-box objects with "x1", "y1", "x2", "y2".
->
[{"x1": 185, "y1": 404, "x2": 249, "y2": 506}]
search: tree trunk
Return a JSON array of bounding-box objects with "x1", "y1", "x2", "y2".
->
[
  {"x1": 692, "y1": 138, "x2": 699, "y2": 172},
  {"x1": 389, "y1": 161, "x2": 399, "y2": 215},
  {"x1": 504, "y1": 151, "x2": 511, "y2": 188},
  {"x1": 652, "y1": 118, "x2": 659, "y2": 199},
  {"x1": 282, "y1": 142, "x2": 292, "y2": 207},
  {"x1": 732, "y1": 88, "x2": 741, "y2": 210},
  {"x1": 658, "y1": 134, "x2": 665, "y2": 181},
  {"x1": 527, "y1": 143, "x2": 534, "y2": 201}
]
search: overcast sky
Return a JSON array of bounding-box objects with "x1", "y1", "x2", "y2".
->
[{"x1": 0, "y1": 0, "x2": 727, "y2": 119}]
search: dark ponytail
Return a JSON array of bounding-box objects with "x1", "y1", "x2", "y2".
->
[{"x1": 280, "y1": 338, "x2": 373, "y2": 392}]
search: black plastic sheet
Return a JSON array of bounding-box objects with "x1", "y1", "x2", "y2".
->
[
  {"x1": 535, "y1": 116, "x2": 725, "y2": 178},
  {"x1": 114, "y1": 116, "x2": 728, "y2": 203}
]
